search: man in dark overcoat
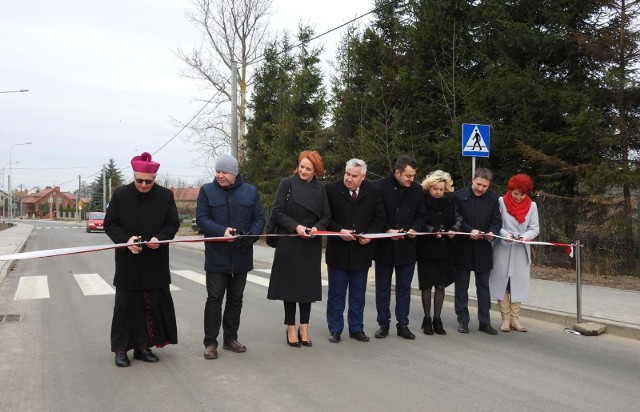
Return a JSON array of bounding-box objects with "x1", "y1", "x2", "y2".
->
[
  {"x1": 325, "y1": 158, "x2": 386, "y2": 343},
  {"x1": 373, "y1": 156, "x2": 426, "y2": 340},
  {"x1": 453, "y1": 167, "x2": 502, "y2": 335},
  {"x1": 104, "y1": 152, "x2": 180, "y2": 367},
  {"x1": 197, "y1": 154, "x2": 264, "y2": 359}
]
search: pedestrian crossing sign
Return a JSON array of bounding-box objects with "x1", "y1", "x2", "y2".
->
[{"x1": 462, "y1": 123, "x2": 490, "y2": 158}]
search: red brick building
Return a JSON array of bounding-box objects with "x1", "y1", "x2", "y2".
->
[{"x1": 22, "y1": 186, "x2": 76, "y2": 218}]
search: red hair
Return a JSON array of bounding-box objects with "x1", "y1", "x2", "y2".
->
[
  {"x1": 507, "y1": 174, "x2": 533, "y2": 193},
  {"x1": 297, "y1": 150, "x2": 325, "y2": 177}
]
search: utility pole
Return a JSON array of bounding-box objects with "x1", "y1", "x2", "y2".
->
[
  {"x1": 231, "y1": 60, "x2": 239, "y2": 159},
  {"x1": 102, "y1": 165, "x2": 106, "y2": 212}
]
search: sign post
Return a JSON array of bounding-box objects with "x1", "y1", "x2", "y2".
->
[{"x1": 462, "y1": 123, "x2": 490, "y2": 178}]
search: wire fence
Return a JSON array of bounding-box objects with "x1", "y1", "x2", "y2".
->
[{"x1": 534, "y1": 192, "x2": 639, "y2": 276}]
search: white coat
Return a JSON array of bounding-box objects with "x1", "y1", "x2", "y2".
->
[{"x1": 489, "y1": 197, "x2": 540, "y2": 302}]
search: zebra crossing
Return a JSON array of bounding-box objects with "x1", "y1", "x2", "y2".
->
[{"x1": 11, "y1": 268, "x2": 327, "y2": 300}]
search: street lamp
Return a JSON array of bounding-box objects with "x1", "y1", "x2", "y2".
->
[
  {"x1": 9, "y1": 142, "x2": 32, "y2": 219},
  {"x1": 0, "y1": 89, "x2": 29, "y2": 94},
  {"x1": 1, "y1": 162, "x2": 19, "y2": 219}
]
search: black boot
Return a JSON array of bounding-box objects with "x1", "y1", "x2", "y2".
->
[
  {"x1": 433, "y1": 318, "x2": 446, "y2": 335},
  {"x1": 421, "y1": 317, "x2": 433, "y2": 335}
]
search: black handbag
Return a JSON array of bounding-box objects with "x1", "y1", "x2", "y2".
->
[
  {"x1": 265, "y1": 219, "x2": 279, "y2": 248},
  {"x1": 265, "y1": 184, "x2": 291, "y2": 248}
]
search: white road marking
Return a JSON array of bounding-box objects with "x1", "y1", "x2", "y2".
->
[
  {"x1": 247, "y1": 273, "x2": 270, "y2": 287},
  {"x1": 172, "y1": 269, "x2": 206, "y2": 285},
  {"x1": 73, "y1": 273, "x2": 115, "y2": 296},
  {"x1": 11, "y1": 268, "x2": 322, "y2": 301},
  {"x1": 14, "y1": 276, "x2": 50, "y2": 300}
]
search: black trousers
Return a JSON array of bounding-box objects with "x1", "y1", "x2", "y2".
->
[
  {"x1": 203, "y1": 272, "x2": 247, "y2": 347},
  {"x1": 283, "y1": 301, "x2": 311, "y2": 325},
  {"x1": 454, "y1": 270, "x2": 492, "y2": 325}
]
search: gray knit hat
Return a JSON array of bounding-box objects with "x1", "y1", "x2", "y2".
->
[{"x1": 215, "y1": 154, "x2": 239, "y2": 176}]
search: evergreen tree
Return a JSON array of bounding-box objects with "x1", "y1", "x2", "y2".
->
[
  {"x1": 244, "y1": 25, "x2": 328, "y2": 202},
  {"x1": 89, "y1": 159, "x2": 124, "y2": 212}
]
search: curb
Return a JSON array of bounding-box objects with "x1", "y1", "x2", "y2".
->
[
  {"x1": 0, "y1": 223, "x2": 34, "y2": 285},
  {"x1": 406, "y1": 287, "x2": 640, "y2": 340}
]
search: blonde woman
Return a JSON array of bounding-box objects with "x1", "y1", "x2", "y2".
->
[{"x1": 415, "y1": 170, "x2": 461, "y2": 335}]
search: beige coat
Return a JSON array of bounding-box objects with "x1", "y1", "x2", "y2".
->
[{"x1": 489, "y1": 197, "x2": 539, "y2": 302}]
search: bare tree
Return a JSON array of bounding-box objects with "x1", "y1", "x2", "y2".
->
[{"x1": 177, "y1": 0, "x2": 273, "y2": 165}]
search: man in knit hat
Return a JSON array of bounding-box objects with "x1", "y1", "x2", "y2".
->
[
  {"x1": 104, "y1": 152, "x2": 180, "y2": 367},
  {"x1": 197, "y1": 154, "x2": 264, "y2": 359}
]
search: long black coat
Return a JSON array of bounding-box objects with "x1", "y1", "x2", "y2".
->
[
  {"x1": 373, "y1": 173, "x2": 426, "y2": 266},
  {"x1": 104, "y1": 183, "x2": 180, "y2": 290},
  {"x1": 416, "y1": 192, "x2": 462, "y2": 261},
  {"x1": 325, "y1": 179, "x2": 386, "y2": 271},
  {"x1": 452, "y1": 186, "x2": 502, "y2": 272},
  {"x1": 267, "y1": 175, "x2": 331, "y2": 303}
]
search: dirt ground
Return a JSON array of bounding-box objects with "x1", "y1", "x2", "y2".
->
[{"x1": 178, "y1": 227, "x2": 640, "y2": 292}]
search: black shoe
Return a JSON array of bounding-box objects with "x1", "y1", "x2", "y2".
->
[
  {"x1": 397, "y1": 325, "x2": 416, "y2": 340},
  {"x1": 298, "y1": 329, "x2": 312, "y2": 347},
  {"x1": 286, "y1": 330, "x2": 301, "y2": 348},
  {"x1": 432, "y1": 318, "x2": 447, "y2": 335},
  {"x1": 115, "y1": 351, "x2": 130, "y2": 367},
  {"x1": 457, "y1": 323, "x2": 469, "y2": 334},
  {"x1": 479, "y1": 323, "x2": 498, "y2": 335},
  {"x1": 328, "y1": 332, "x2": 341, "y2": 343},
  {"x1": 421, "y1": 317, "x2": 433, "y2": 335},
  {"x1": 349, "y1": 331, "x2": 370, "y2": 342},
  {"x1": 133, "y1": 348, "x2": 159, "y2": 362},
  {"x1": 374, "y1": 326, "x2": 389, "y2": 339}
]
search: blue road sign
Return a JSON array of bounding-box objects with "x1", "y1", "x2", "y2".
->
[{"x1": 462, "y1": 123, "x2": 490, "y2": 157}]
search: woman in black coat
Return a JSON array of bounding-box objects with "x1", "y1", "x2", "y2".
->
[
  {"x1": 416, "y1": 170, "x2": 461, "y2": 335},
  {"x1": 267, "y1": 150, "x2": 331, "y2": 347}
]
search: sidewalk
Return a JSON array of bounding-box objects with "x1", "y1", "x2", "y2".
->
[
  {"x1": 0, "y1": 222, "x2": 34, "y2": 285},
  {"x1": 1, "y1": 225, "x2": 638, "y2": 339}
]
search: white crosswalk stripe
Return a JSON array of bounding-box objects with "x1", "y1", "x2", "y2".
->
[
  {"x1": 14, "y1": 276, "x2": 50, "y2": 300},
  {"x1": 74, "y1": 273, "x2": 115, "y2": 295},
  {"x1": 172, "y1": 269, "x2": 205, "y2": 285},
  {"x1": 10, "y1": 269, "x2": 278, "y2": 300}
]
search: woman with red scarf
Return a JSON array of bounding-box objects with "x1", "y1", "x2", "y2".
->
[{"x1": 489, "y1": 174, "x2": 539, "y2": 332}]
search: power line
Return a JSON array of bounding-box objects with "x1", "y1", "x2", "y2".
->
[
  {"x1": 151, "y1": 7, "x2": 378, "y2": 156},
  {"x1": 250, "y1": 8, "x2": 377, "y2": 67},
  {"x1": 152, "y1": 94, "x2": 218, "y2": 156}
]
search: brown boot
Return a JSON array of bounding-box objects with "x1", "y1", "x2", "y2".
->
[
  {"x1": 510, "y1": 302, "x2": 528, "y2": 332},
  {"x1": 498, "y1": 291, "x2": 511, "y2": 332}
]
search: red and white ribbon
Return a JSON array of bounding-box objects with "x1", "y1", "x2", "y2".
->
[{"x1": 0, "y1": 231, "x2": 574, "y2": 261}]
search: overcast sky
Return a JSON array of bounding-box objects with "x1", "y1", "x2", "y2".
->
[{"x1": 0, "y1": 0, "x2": 374, "y2": 194}]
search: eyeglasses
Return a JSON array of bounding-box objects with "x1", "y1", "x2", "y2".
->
[{"x1": 134, "y1": 178, "x2": 155, "y2": 185}]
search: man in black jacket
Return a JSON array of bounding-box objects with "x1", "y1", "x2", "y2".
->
[
  {"x1": 197, "y1": 155, "x2": 265, "y2": 359},
  {"x1": 373, "y1": 156, "x2": 426, "y2": 339},
  {"x1": 325, "y1": 159, "x2": 386, "y2": 343},
  {"x1": 453, "y1": 167, "x2": 502, "y2": 335}
]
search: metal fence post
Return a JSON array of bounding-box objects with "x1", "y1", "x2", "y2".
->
[{"x1": 575, "y1": 239, "x2": 582, "y2": 323}]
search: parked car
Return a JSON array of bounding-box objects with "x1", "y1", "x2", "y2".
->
[
  {"x1": 191, "y1": 218, "x2": 202, "y2": 233},
  {"x1": 86, "y1": 212, "x2": 106, "y2": 233}
]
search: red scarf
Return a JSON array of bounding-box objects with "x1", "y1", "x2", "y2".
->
[{"x1": 503, "y1": 191, "x2": 531, "y2": 224}]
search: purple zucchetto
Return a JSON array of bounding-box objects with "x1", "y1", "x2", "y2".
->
[{"x1": 131, "y1": 152, "x2": 160, "y2": 174}]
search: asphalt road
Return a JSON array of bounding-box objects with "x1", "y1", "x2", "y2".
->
[{"x1": 0, "y1": 222, "x2": 638, "y2": 411}]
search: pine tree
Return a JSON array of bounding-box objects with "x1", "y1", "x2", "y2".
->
[{"x1": 89, "y1": 159, "x2": 124, "y2": 212}]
